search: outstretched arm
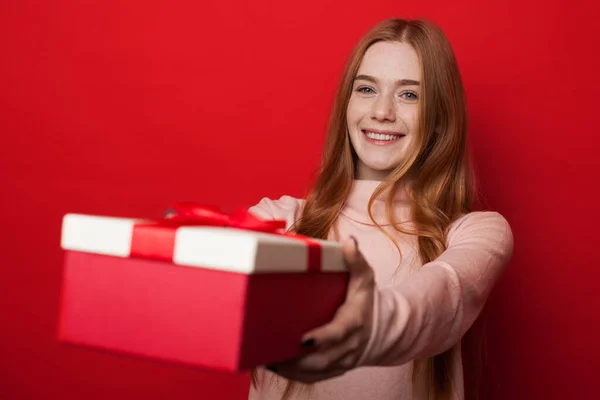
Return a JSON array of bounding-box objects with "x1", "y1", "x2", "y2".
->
[{"x1": 270, "y1": 211, "x2": 514, "y2": 382}]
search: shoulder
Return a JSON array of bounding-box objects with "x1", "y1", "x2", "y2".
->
[
  {"x1": 248, "y1": 195, "x2": 305, "y2": 229},
  {"x1": 447, "y1": 211, "x2": 514, "y2": 261}
]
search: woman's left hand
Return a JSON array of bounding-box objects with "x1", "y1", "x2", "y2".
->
[{"x1": 266, "y1": 236, "x2": 376, "y2": 383}]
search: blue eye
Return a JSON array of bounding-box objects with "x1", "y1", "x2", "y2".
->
[
  {"x1": 402, "y1": 92, "x2": 418, "y2": 100},
  {"x1": 357, "y1": 86, "x2": 375, "y2": 94}
]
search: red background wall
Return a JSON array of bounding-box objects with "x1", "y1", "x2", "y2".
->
[{"x1": 1, "y1": 1, "x2": 598, "y2": 399}]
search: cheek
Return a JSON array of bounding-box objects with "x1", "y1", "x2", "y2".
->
[
  {"x1": 346, "y1": 97, "x2": 369, "y2": 126},
  {"x1": 395, "y1": 106, "x2": 420, "y2": 134},
  {"x1": 408, "y1": 108, "x2": 420, "y2": 132},
  {"x1": 346, "y1": 102, "x2": 358, "y2": 126}
]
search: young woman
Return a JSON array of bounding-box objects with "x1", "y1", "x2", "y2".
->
[{"x1": 247, "y1": 18, "x2": 514, "y2": 400}]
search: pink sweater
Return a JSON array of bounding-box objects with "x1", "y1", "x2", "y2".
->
[{"x1": 247, "y1": 180, "x2": 514, "y2": 400}]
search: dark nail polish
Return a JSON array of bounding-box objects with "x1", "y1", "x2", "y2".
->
[
  {"x1": 266, "y1": 365, "x2": 278, "y2": 373},
  {"x1": 163, "y1": 208, "x2": 176, "y2": 218},
  {"x1": 301, "y1": 338, "x2": 316, "y2": 348}
]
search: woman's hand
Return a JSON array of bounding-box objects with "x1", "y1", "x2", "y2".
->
[{"x1": 267, "y1": 237, "x2": 376, "y2": 383}]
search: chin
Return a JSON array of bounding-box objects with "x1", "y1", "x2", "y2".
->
[
  {"x1": 356, "y1": 162, "x2": 399, "y2": 180},
  {"x1": 365, "y1": 161, "x2": 400, "y2": 172}
]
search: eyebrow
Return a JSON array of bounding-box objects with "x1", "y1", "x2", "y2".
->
[{"x1": 354, "y1": 74, "x2": 420, "y2": 86}]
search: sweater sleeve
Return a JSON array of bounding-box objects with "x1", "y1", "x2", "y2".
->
[{"x1": 357, "y1": 211, "x2": 514, "y2": 367}]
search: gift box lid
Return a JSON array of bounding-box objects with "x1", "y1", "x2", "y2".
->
[{"x1": 60, "y1": 213, "x2": 346, "y2": 274}]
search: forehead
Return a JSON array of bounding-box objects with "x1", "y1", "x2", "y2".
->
[{"x1": 357, "y1": 41, "x2": 421, "y2": 81}]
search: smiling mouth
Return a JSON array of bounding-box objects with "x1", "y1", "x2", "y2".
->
[{"x1": 362, "y1": 130, "x2": 405, "y2": 143}]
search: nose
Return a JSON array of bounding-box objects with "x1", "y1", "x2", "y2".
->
[{"x1": 371, "y1": 93, "x2": 396, "y2": 122}]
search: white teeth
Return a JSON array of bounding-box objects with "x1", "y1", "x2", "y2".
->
[{"x1": 364, "y1": 131, "x2": 401, "y2": 141}]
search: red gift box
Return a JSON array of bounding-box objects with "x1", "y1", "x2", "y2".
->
[{"x1": 57, "y1": 204, "x2": 348, "y2": 372}]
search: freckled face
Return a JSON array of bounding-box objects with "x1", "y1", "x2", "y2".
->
[{"x1": 347, "y1": 41, "x2": 422, "y2": 180}]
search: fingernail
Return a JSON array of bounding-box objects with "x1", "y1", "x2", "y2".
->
[
  {"x1": 349, "y1": 236, "x2": 358, "y2": 249},
  {"x1": 300, "y1": 338, "x2": 316, "y2": 348},
  {"x1": 266, "y1": 365, "x2": 278, "y2": 373}
]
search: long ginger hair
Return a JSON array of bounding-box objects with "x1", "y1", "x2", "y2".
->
[{"x1": 252, "y1": 18, "x2": 476, "y2": 400}]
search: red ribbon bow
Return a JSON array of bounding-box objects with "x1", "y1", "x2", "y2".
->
[
  {"x1": 163, "y1": 202, "x2": 288, "y2": 233},
  {"x1": 130, "y1": 203, "x2": 321, "y2": 272}
]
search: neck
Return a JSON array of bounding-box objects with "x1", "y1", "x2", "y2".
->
[
  {"x1": 355, "y1": 164, "x2": 395, "y2": 181},
  {"x1": 340, "y1": 179, "x2": 412, "y2": 226}
]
